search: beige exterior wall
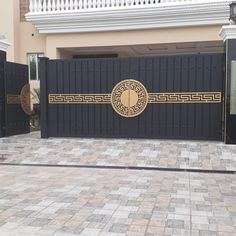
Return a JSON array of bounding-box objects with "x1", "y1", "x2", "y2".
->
[
  {"x1": 19, "y1": 23, "x2": 46, "y2": 64},
  {"x1": 45, "y1": 25, "x2": 223, "y2": 59},
  {"x1": 0, "y1": 0, "x2": 17, "y2": 62},
  {"x1": 0, "y1": 0, "x2": 45, "y2": 63}
]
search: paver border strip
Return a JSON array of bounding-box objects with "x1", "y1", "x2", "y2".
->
[{"x1": 0, "y1": 163, "x2": 235, "y2": 175}]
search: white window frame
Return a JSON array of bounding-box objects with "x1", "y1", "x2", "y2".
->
[{"x1": 27, "y1": 53, "x2": 44, "y2": 81}]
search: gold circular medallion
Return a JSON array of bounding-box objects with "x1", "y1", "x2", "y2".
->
[
  {"x1": 20, "y1": 84, "x2": 31, "y2": 116},
  {"x1": 111, "y1": 79, "x2": 148, "y2": 118}
]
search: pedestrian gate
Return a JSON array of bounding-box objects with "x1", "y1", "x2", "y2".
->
[
  {"x1": 40, "y1": 54, "x2": 224, "y2": 140},
  {"x1": 0, "y1": 51, "x2": 30, "y2": 137}
]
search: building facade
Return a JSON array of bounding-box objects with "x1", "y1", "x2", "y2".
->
[{"x1": 0, "y1": 0, "x2": 231, "y2": 85}]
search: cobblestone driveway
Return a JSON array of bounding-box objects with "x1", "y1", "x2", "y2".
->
[
  {"x1": 0, "y1": 133, "x2": 235, "y2": 235},
  {"x1": 0, "y1": 132, "x2": 236, "y2": 171},
  {"x1": 0, "y1": 166, "x2": 235, "y2": 236}
]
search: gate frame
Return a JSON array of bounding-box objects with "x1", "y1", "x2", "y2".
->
[
  {"x1": 39, "y1": 57, "x2": 49, "y2": 138},
  {"x1": 40, "y1": 54, "x2": 225, "y2": 141}
]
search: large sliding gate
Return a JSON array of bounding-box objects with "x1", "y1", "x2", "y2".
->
[
  {"x1": 41, "y1": 54, "x2": 224, "y2": 140},
  {"x1": 0, "y1": 52, "x2": 30, "y2": 137}
]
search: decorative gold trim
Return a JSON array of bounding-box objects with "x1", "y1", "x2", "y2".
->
[
  {"x1": 7, "y1": 95, "x2": 21, "y2": 104},
  {"x1": 49, "y1": 94, "x2": 111, "y2": 104},
  {"x1": 111, "y1": 79, "x2": 148, "y2": 118},
  {"x1": 20, "y1": 84, "x2": 31, "y2": 115},
  {"x1": 148, "y1": 92, "x2": 222, "y2": 104},
  {"x1": 48, "y1": 80, "x2": 222, "y2": 118},
  {"x1": 49, "y1": 92, "x2": 222, "y2": 104},
  {"x1": 6, "y1": 84, "x2": 31, "y2": 115}
]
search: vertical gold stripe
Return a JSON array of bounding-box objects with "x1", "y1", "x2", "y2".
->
[{"x1": 128, "y1": 80, "x2": 131, "y2": 117}]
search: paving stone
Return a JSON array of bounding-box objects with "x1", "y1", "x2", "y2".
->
[
  {"x1": 0, "y1": 131, "x2": 236, "y2": 171},
  {"x1": 0, "y1": 133, "x2": 234, "y2": 236},
  {"x1": 87, "y1": 214, "x2": 109, "y2": 223},
  {"x1": 166, "y1": 219, "x2": 185, "y2": 229},
  {"x1": 29, "y1": 218, "x2": 52, "y2": 227},
  {"x1": 109, "y1": 223, "x2": 129, "y2": 233}
]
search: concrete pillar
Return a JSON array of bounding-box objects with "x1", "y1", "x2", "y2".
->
[
  {"x1": 0, "y1": 36, "x2": 10, "y2": 137},
  {"x1": 220, "y1": 25, "x2": 236, "y2": 144},
  {"x1": 0, "y1": 36, "x2": 10, "y2": 53}
]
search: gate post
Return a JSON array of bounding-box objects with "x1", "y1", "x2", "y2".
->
[
  {"x1": 39, "y1": 57, "x2": 49, "y2": 138},
  {"x1": 220, "y1": 26, "x2": 236, "y2": 144},
  {"x1": 0, "y1": 36, "x2": 10, "y2": 137}
]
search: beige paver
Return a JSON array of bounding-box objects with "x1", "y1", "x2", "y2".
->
[
  {"x1": 0, "y1": 166, "x2": 234, "y2": 235},
  {"x1": 0, "y1": 132, "x2": 236, "y2": 171}
]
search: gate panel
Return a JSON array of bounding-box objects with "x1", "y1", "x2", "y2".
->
[
  {"x1": 0, "y1": 51, "x2": 6, "y2": 137},
  {"x1": 4, "y1": 62, "x2": 30, "y2": 136},
  {"x1": 41, "y1": 54, "x2": 224, "y2": 140}
]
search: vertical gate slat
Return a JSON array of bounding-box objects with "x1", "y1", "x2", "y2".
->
[
  {"x1": 48, "y1": 60, "x2": 57, "y2": 136},
  {"x1": 137, "y1": 58, "x2": 146, "y2": 137},
  {"x1": 145, "y1": 57, "x2": 153, "y2": 137},
  {"x1": 180, "y1": 56, "x2": 188, "y2": 139},
  {"x1": 57, "y1": 61, "x2": 64, "y2": 136},
  {"x1": 173, "y1": 56, "x2": 181, "y2": 138},
  {"x1": 106, "y1": 59, "x2": 113, "y2": 136},
  {"x1": 202, "y1": 56, "x2": 211, "y2": 139},
  {"x1": 100, "y1": 59, "x2": 108, "y2": 137},
  {"x1": 152, "y1": 57, "x2": 160, "y2": 138},
  {"x1": 69, "y1": 61, "x2": 76, "y2": 136},
  {"x1": 119, "y1": 59, "x2": 129, "y2": 137},
  {"x1": 76, "y1": 60, "x2": 83, "y2": 136},
  {"x1": 63, "y1": 61, "x2": 71, "y2": 136},
  {"x1": 195, "y1": 56, "x2": 203, "y2": 139},
  {"x1": 113, "y1": 59, "x2": 120, "y2": 137},
  {"x1": 166, "y1": 57, "x2": 174, "y2": 138},
  {"x1": 81, "y1": 60, "x2": 88, "y2": 136},
  {"x1": 94, "y1": 60, "x2": 101, "y2": 136},
  {"x1": 159, "y1": 57, "x2": 166, "y2": 138},
  {"x1": 187, "y1": 56, "x2": 196, "y2": 139},
  {"x1": 88, "y1": 60, "x2": 94, "y2": 136}
]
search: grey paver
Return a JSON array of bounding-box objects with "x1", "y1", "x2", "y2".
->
[
  {"x1": 0, "y1": 132, "x2": 235, "y2": 235},
  {"x1": 0, "y1": 132, "x2": 235, "y2": 170},
  {"x1": 0, "y1": 166, "x2": 234, "y2": 235}
]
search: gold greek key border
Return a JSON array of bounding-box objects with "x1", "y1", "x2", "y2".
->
[
  {"x1": 148, "y1": 92, "x2": 222, "y2": 104},
  {"x1": 49, "y1": 92, "x2": 222, "y2": 104},
  {"x1": 6, "y1": 84, "x2": 31, "y2": 116},
  {"x1": 7, "y1": 95, "x2": 21, "y2": 104},
  {"x1": 49, "y1": 94, "x2": 111, "y2": 104}
]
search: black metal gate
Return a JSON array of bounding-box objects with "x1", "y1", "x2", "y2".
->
[
  {"x1": 0, "y1": 56, "x2": 30, "y2": 137},
  {"x1": 40, "y1": 54, "x2": 225, "y2": 140}
]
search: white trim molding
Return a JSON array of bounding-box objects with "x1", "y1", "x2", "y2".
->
[
  {"x1": 0, "y1": 35, "x2": 10, "y2": 52},
  {"x1": 26, "y1": 0, "x2": 231, "y2": 34},
  {"x1": 219, "y1": 25, "x2": 236, "y2": 41}
]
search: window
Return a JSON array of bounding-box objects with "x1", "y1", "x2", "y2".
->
[{"x1": 27, "y1": 53, "x2": 43, "y2": 81}]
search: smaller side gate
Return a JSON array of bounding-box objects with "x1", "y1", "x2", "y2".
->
[{"x1": 0, "y1": 53, "x2": 30, "y2": 137}]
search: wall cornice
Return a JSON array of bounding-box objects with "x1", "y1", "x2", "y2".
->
[
  {"x1": 26, "y1": 1, "x2": 231, "y2": 34},
  {"x1": 0, "y1": 37, "x2": 10, "y2": 52},
  {"x1": 219, "y1": 25, "x2": 236, "y2": 41}
]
